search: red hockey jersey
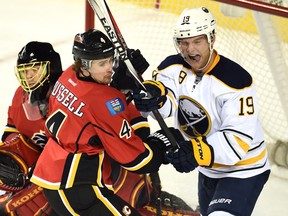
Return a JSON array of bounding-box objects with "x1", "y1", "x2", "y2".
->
[
  {"x1": 3, "y1": 87, "x2": 46, "y2": 144},
  {"x1": 31, "y1": 66, "x2": 163, "y2": 190}
]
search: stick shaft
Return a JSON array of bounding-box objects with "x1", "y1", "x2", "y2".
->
[{"x1": 87, "y1": 0, "x2": 179, "y2": 150}]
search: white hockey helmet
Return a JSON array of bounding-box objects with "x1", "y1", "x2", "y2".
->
[{"x1": 173, "y1": 7, "x2": 216, "y2": 46}]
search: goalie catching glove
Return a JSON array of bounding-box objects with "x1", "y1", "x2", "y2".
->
[
  {"x1": 166, "y1": 136, "x2": 214, "y2": 173},
  {"x1": 0, "y1": 150, "x2": 26, "y2": 192},
  {"x1": 133, "y1": 80, "x2": 168, "y2": 112},
  {"x1": 0, "y1": 133, "x2": 42, "y2": 192}
]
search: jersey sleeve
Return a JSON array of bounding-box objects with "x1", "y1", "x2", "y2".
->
[
  {"x1": 127, "y1": 102, "x2": 150, "y2": 141},
  {"x1": 90, "y1": 89, "x2": 163, "y2": 173},
  {"x1": 207, "y1": 83, "x2": 265, "y2": 166}
]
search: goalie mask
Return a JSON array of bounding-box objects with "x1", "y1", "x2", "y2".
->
[
  {"x1": 15, "y1": 41, "x2": 62, "y2": 119},
  {"x1": 72, "y1": 29, "x2": 115, "y2": 70},
  {"x1": 173, "y1": 7, "x2": 216, "y2": 57}
]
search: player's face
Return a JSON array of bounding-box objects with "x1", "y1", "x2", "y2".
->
[
  {"x1": 16, "y1": 62, "x2": 49, "y2": 91},
  {"x1": 178, "y1": 35, "x2": 212, "y2": 72},
  {"x1": 89, "y1": 56, "x2": 114, "y2": 85}
]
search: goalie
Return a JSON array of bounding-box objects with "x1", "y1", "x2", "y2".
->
[{"x1": 0, "y1": 41, "x2": 62, "y2": 216}]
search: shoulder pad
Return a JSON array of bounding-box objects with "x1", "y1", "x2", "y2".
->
[{"x1": 209, "y1": 55, "x2": 252, "y2": 89}]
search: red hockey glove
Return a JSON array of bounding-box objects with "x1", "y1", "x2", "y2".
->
[{"x1": 133, "y1": 80, "x2": 168, "y2": 112}]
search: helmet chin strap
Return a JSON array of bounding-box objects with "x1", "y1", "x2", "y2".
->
[{"x1": 80, "y1": 68, "x2": 94, "y2": 81}]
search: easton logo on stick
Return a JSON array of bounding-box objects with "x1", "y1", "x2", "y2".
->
[{"x1": 100, "y1": 17, "x2": 127, "y2": 60}]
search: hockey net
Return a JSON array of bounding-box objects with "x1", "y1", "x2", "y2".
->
[{"x1": 87, "y1": 0, "x2": 288, "y2": 179}]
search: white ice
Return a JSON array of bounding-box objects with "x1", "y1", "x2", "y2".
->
[{"x1": 0, "y1": 0, "x2": 287, "y2": 215}]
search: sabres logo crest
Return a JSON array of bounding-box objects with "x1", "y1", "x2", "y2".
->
[{"x1": 178, "y1": 96, "x2": 211, "y2": 138}]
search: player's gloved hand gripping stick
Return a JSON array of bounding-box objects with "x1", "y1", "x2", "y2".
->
[{"x1": 87, "y1": 0, "x2": 180, "y2": 151}]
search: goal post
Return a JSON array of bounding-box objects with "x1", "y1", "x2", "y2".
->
[
  {"x1": 85, "y1": 0, "x2": 288, "y2": 178},
  {"x1": 216, "y1": 0, "x2": 288, "y2": 18}
]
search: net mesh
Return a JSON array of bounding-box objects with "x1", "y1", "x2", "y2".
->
[{"x1": 92, "y1": 0, "x2": 288, "y2": 178}]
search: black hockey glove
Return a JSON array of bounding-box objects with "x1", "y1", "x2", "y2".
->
[
  {"x1": 133, "y1": 80, "x2": 168, "y2": 112},
  {"x1": 110, "y1": 60, "x2": 138, "y2": 91},
  {"x1": 166, "y1": 136, "x2": 214, "y2": 173},
  {"x1": 145, "y1": 128, "x2": 184, "y2": 164},
  {"x1": 127, "y1": 49, "x2": 149, "y2": 75},
  {"x1": 110, "y1": 49, "x2": 149, "y2": 99}
]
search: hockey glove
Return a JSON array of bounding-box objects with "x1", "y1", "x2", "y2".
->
[
  {"x1": 110, "y1": 49, "x2": 149, "y2": 93},
  {"x1": 133, "y1": 80, "x2": 168, "y2": 112},
  {"x1": 166, "y1": 136, "x2": 214, "y2": 173},
  {"x1": 110, "y1": 60, "x2": 138, "y2": 91},
  {"x1": 145, "y1": 128, "x2": 184, "y2": 164},
  {"x1": 127, "y1": 49, "x2": 149, "y2": 75},
  {"x1": 0, "y1": 150, "x2": 26, "y2": 192}
]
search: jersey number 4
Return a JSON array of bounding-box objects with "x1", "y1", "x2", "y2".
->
[
  {"x1": 45, "y1": 110, "x2": 67, "y2": 139},
  {"x1": 120, "y1": 119, "x2": 132, "y2": 139}
]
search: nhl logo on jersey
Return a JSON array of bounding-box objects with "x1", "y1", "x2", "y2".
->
[
  {"x1": 178, "y1": 96, "x2": 210, "y2": 138},
  {"x1": 106, "y1": 98, "x2": 124, "y2": 116}
]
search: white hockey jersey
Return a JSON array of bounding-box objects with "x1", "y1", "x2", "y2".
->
[{"x1": 152, "y1": 51, "x2": 270, "y2": 178}]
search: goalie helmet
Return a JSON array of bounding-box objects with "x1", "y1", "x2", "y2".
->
[
  {"x1": 15, "y1": 42, "x2": 62, "y2": 118},
  {"x1": 16, "y1": 41, "x2": 62, "y2": 93},
  {"x1": 173, "y1": 7, "x2": 216, "y2": 48},
  {"x1": 72, "y1": 29, "x2": 115, "y2": 69}
]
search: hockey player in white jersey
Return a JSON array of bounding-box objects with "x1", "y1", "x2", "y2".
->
[{"x1": 133, "y1": 6, "x2": 271, "y2": 216}]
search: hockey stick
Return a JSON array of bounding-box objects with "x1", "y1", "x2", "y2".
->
[{"x1": 87, "y1": 0, "x2": 179, "y2": 151}]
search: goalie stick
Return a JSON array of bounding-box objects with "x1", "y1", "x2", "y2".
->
[{"x1": 87, "y1": 0, "x2": 179, "y2": 151}]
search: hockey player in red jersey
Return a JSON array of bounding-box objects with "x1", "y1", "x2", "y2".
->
[
  {"x1": 30, "y1": 29, "x2": 193, "y2": 215},
  {"x1": 133, "y1": 6, "x2": 271, "y2": 216},
  {"x1": 0, "y1": 41, "x2": 62, "y2": 215}
]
